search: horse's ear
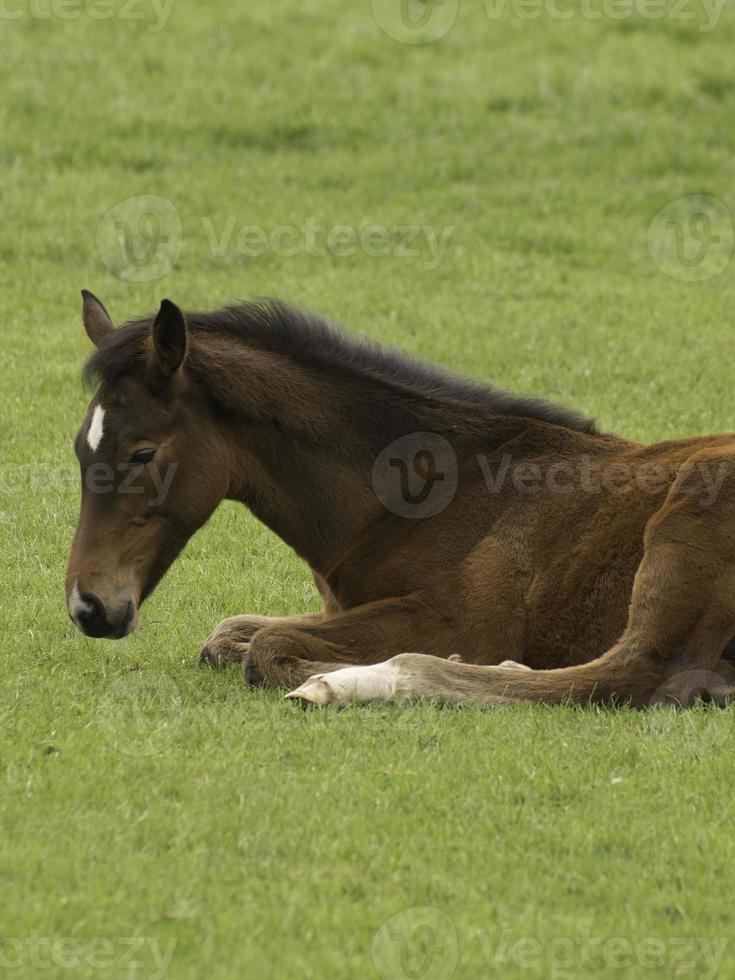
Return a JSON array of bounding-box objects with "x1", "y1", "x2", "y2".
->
[
  {"x1": 81, "y1": 290, "x2": 114, "y2": 347},
  {"x1": 152, "y1": 299, "x2": 188, "y2": 376}
]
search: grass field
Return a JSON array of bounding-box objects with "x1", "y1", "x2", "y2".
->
[{"x1": 3, "y1": 1, "x2": 735, "y2": 977}]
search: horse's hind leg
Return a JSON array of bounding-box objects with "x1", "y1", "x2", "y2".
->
[
  {"x1": 289, "y1": 448, "x2": 735, "y2": 708},
  {"x1": 288, "y1": 649, "x2": 735, "y2": 708}
]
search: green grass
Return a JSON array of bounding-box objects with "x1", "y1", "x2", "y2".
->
[{"x1": 2, "y1": 1, "x2": 735, "y2": 977}]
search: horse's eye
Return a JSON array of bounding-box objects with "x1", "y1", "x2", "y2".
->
[{"x1": 130, "y1": 448, "x2": 157, "y2": 466}]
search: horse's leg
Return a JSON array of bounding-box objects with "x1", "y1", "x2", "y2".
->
[
  {"x1": 199, "y1": 613, "x2": 324, "y2": 668},
  {"x1": 200, "y1": 571, "x2": 342, "y2": 668},
  {"x1": 289, "y1": 448, "x2": 735, "y2": 708},
  {"x1": 244, "y1": 595, "x2": 443, "y2": 688},
  {"x1": 287, "y1": 651, "x2": 735, "y2": 708}
]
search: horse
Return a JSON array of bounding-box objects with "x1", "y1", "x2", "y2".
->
[{"x1": 66, "y1": 291, "x2": 735, "y2": 709}]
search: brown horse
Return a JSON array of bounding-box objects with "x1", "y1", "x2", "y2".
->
[{"x1": 66, "y1": 292, "x2": 735, "y2": 709}]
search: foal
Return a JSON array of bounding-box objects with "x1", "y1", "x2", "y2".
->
[{"x1": 67, "y1": 293, "x2": 735, "y2": 708}]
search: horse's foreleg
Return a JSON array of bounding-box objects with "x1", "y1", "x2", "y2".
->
[
  {"x1": 244, "y1": 594, "x2": 444, "y2": 688},
  {"x1": 199, "y1": 613, "x2": 324, "y2": 669},
  {"x1": 200, "y1": 569, "x2": 343, "y2": 668}
]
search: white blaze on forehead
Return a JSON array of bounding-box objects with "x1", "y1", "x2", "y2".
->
[{"x1": 87, "y1": 405, "x2": 106, "y2": 453}]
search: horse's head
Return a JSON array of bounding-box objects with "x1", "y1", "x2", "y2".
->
[{"x1": 66, "y1": 292, "x2": 230, "y2": 639}]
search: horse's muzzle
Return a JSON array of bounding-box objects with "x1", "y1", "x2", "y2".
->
[{"x1": 68, "y1": 586, "x2": 137, "y2": 639}]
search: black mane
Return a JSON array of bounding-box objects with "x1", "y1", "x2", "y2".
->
[{"x1": 83, "y1": 299, "x2": 596, "y2": 434}]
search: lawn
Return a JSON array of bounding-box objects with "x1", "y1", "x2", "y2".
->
[{"x1": 2, "y1": 1, "x2": 735, "y2": 977}]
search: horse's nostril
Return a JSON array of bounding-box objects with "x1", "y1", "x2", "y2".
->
[
  {"x1": 70, "y1": 588, "x2": 135, "y2": 639},
  {"x1": 80, "y1": 593, "x2": 101, "y2": 616},
  {"x1": 77, "y1": 593, "x2": 104, "y2": 630}
]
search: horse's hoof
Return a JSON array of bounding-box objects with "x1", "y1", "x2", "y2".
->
[
  {"x1": 199, "y1": 643, "x2": 245, "y2": 669},
  {"x1": 285, "y1": 675, "x2": 334, "y2": 707}
]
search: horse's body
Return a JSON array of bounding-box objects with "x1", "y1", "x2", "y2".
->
[{"x1": 67, "y1": 293, "x2": 735, "y2": 708}]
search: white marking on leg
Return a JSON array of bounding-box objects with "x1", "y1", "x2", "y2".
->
[
  {"x1": 87, "y1": 405, "x2": 106, "y2": 453},
  {"x1": 286, "y1": 659, "x2": 405, "y2": 708}
]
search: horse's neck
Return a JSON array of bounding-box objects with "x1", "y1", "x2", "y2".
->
[
  {"x1": 206, "y1": 343, "x2": 391, "y2": 573},
  {"x1": 227, "y1": 419, "x2": 380, "y2": 574},
  {"x1": 202, "y1": 337, "x2": 528, "y2": 576}
]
